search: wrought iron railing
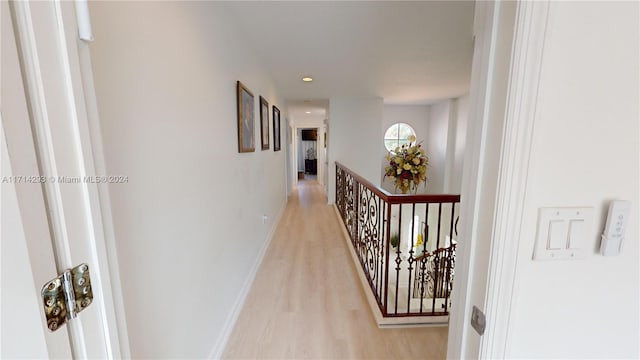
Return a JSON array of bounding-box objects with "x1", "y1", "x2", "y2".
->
[{"x1": 336, "y1": 162, "x2": 460, "y2": 317}]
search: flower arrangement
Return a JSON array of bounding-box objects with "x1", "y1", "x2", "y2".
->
[{"x1": 384, "y1": 135, "x2": 428, "y2": 194}]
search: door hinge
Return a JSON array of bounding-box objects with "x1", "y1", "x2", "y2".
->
[{"x1": 41, "y1": 263, "x2": 93, "y2": 332}]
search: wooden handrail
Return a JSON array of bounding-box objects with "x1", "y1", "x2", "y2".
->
[
  {"x1": 335, "y1": 161, "x2": 461, "y2": 204},
  {"x1": 414, "y1": 243, "x2": 457, "y2": 261},
  {"x1": 335, "y1": 161, "x2": 460, "y2": 317}
]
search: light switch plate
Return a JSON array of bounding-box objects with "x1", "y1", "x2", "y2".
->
[{"x1": 533, "y1": 207, "x2": 594, "y2": 260}]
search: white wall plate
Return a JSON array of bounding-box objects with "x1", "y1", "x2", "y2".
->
[{"x1": 533, "y1": 207, "x2": 594, "y2": 260}]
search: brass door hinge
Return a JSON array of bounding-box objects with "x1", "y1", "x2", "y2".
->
[{"x1": 41, "y1": 263, "x2": 93, "y2": 332}]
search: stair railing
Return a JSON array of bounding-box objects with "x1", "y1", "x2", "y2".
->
[{"x1": 336, "y1": 162, "x2": 460, "y2": 317}]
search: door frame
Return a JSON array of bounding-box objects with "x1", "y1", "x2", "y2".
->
[
  {"x1": 293, "y1": 124, "x2": 326, "y2": 188},
  {"x1": 7, "y1": 1, "x2": 128, "y2": 357},
  {"x1": 447, "y1": 1, "x2": 549, "y2": 358}
]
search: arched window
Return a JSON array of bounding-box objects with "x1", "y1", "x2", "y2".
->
[{"x1": 383, "y1": 123, "x2": 416, "y2": 153}]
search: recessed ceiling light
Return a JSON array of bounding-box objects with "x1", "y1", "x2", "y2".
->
[
  {"x1": 305, "y1": 111, "x2": 311, "y2": 114},
  {"x1": 302, "y1": 76, "x2": 313, "y2": 82}
]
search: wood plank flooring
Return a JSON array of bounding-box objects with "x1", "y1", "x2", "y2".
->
[{"x1": 222, "y1": 179, "x2": 448, "y2": 359}]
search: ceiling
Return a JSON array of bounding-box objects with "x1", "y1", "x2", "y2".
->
[
  {"x1": 286, "y1": 99, "x2": 329, "y2": 125},
  {"x1": 224, "y1": 1, "x2": 475, "y2": 119}
]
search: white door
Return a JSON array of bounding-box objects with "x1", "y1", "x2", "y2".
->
[
  {"x1": 1, "y1": 121, "x2": 64, "y2": 358},
  {"x1": 1, "y1": 1, "x2": 124, "y2": 358}
]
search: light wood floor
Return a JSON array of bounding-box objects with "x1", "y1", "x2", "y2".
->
[{"x1": 222, "y1": 179, "x2": 448, "y2": 359}]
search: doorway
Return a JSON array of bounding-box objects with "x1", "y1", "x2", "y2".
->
[
  {"x1": 298, "y1": 128, "x2": 318, "y2": 182},
  {"x1": 294, "y1": 126, "x2": 327, "y2": 193}
]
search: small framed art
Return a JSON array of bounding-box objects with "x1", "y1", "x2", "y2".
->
[
  {"x1": 236, "y1": 81, "x2": 255, "y2": 153},
  {"x1": 273, "y1": 105, "x2": 281, "y2": 151},
  {"x1": 259, "y1": 96, "x2": 269, "y2": 150}
]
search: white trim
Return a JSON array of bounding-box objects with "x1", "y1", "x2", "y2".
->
[
  {"x1": 56, "y1": 2, "x2": 128, "y2": 357},
  {"x1": 8, "y1": 1, "x2": 126, "y2": 357},
  {"x1": 1, "y1": 4, "x2": 73, "y2": 355},
  {"x1": 9, "y1": 1, "x2": 74, "y2": 265},
  {"x1": 208, "y1": 200, "x2": 288, "y2": 359},
  {"x1": 285, "y1": 116, "x2": 293, "y2": 197},
  {"x1": 73, "y1": 0, "x2": 94, "y2": 42},
  {"x1": 9, "y1": 2, "x2": 88, "y2": 356},
  {"x1": 294, "y1": 120, "x2": 325, "y2": 129},
  {"x1": 293, "y1": 125, "x2": 327, "y2": 197},
  {"x1": 68, "y1": 1, "x2": 132, "y2": 356},
  {"x1": 446, "y1": 2, "x2": 501, "y2": 358},
  {"x1": 481, "y1": 2, "x2": 549, "y2": 358}
]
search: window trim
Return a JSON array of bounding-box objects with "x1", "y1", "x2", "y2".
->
[{"x1": 383, "y1": 122, "x2": 416, "y2": 153}]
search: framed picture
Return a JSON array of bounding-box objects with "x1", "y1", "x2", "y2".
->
[
  {"x1": 272, "y1": 105, "x2": 281, "y2": 151},
  {"x1": 259, "y1": 96, "x2": 269, "y2": 150},
  {"x1": 237, "y1": 81, "x2": 255, "y2": 153}
]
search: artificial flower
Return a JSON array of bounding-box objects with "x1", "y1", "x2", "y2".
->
[{"x1": 383, "y1": 139, "x2": 429, "y2": 194}]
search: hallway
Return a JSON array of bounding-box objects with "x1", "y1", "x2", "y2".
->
[{"x1": 223, "y1": 179, "x2": 448, "y2": 359}]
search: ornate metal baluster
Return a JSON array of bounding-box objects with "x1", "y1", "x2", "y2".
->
[
  {"x1": 444, "y1": 202, "x2": 456, "y2": 312},
  {"x1": 394, "y1": 204, "x2": 402, "y2": 315},
  {"x1": 406, "y1": 204, "x2": 416, "y2": 313},
  {"x1": 334, "y1": 163, "x2": 460, "y2": 318},
  {"x1": 383, "y1": 203, "x2": 391, "y2": 315},
  {"x1": 418, "y1": 252, "x2": 428, "y2": 313},
  {"x1": 432, "y1": 203, "x2": 443, "y2": 312},
  {"x1": 378, "y1": 198, "x2": 384, "y2": 303}
]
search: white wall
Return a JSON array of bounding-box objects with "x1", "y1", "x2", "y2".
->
[
  {"x1": 328, "y1": 98, "x2": 383, "y2": 203},
  {"x1": 285, "y1": 120, "x2": 293, "y2": 196},
  {"x1": 296, "y1": 129, "x2": 304, "y2": 171},
  {"x1": 381, "y1": 100, "x2": 468, "y2": 195},
  {"x1": 450, "y1": 94, "x2": 469, "y2": 193},
  {"x1": 426, "y1": 101, "x2": 451, "y2": 193},
  {"x1": 382, "y1": 105, "x2": 429, "y2": 144},
  {"x1": 318, "y1": 125, "x2": 328, "y2": 190},
  {"x1": 381, "y1": 105, "x2": 429, "y2": 192},
  {"x1": 443, "y1": 94, "x2": 470, "y2": 194},
  {"x1": 88, "y1": 2, "x2": 286, "y2": 358},
  {"x1": 506, "y1": 2, "x2": 639, "y2": 358}
]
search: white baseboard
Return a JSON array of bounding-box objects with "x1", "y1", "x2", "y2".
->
[{"x1": 208, "y1": 201, "x2": 287, "y2": 359}]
